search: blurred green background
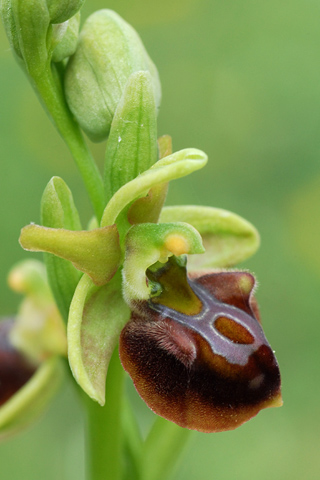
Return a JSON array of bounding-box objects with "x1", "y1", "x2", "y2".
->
[{"x1": 1, "y1": 0, "x2": 320, "y2": 478}]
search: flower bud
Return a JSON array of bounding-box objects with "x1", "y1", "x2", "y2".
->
[
  {"x1": 64, "y1": 9, "x2": 161, "y2": 142},
  {"x1": 51, "y1": 12, "x2": 80, "y2": 63},
  {"x1": 120, "y1": 261, "x2": 282, "y2": 433}
]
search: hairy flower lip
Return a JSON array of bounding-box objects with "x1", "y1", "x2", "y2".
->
[{"x1": 120, "y1": 270, "x2": 282, "y2": 433}]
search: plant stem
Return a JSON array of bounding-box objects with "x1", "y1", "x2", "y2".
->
[
  {"x1": 33, "y1": 66, "x2": 105, "y2": 221},
  {"x1": 85, "y1": 347, "x2": 125, "y2": 480}
]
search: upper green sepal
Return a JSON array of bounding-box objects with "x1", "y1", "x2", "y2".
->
[
  {"x1": 104, "y1": 71, "x2": 158, "y2": 202},
  {"x1": 67, "y1": 272, "x2": 130, "y2": 405},
  {"x1": 160, "y1": 205, "x2": 260, "y2": 269},
  {"x1": 64, "y1": 9, "x2": 161, "y2": 142}
]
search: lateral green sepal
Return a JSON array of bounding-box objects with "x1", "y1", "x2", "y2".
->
[{"x1": 67, "y1": 272, "x2": 130, "y2": 405}]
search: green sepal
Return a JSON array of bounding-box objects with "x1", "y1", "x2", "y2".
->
[
  {"x1": 51, "y1": 12, "x2": 80, "y2": 63},
  {"x1": 0, "y1": 356, "x2": 64, "y2": 440},
  {"x1": 67, "y1": 272, "x2": 130, "y2": 405},
  {"x1": 41, "y1": 177, "x2": 82, "y2": 321},
  {"x1": 101, "y1": 148, "x2": 208, "y2": 228},
  {"x1": 160, "y1": 205, "x2": 260, "y2": 268},
  {"x1": 104, "y1": 71, "x2": 158, "y2": 202},
  {"x1": 64, "y1": 9, "x2": 161, "y2": 142},
  {"x1": 20, "y1": 224, "x2": 121, "y2": 286},
  {"x1": 122, "y1": 222, "x2": 204, "y2": 302}
]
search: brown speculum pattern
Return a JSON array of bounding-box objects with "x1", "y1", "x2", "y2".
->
[{"x1": 120, "y1": 265, "x2": 282, "y2": 433}]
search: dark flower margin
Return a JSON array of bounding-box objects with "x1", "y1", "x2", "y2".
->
[{"x1": 120, "y1": 258, "x2": 282, "y2": 433}]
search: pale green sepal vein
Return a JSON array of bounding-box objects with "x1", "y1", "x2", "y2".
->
[{"x1": 68, "y1": 273, "x2": 130, "y2": 405}]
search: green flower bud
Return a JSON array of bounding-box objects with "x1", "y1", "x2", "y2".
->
[
  {"x1": 51, "y1": 12, "x2": 80, "y2": 63},
  {"x1": 46, "y1": 0, "x2": 84, "y2": 24},
  {"x1": 64, "y1": 9, "x2": 161, "y2": 142}
]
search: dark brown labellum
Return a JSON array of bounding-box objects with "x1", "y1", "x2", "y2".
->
[
  {"x1": 0, "y1": 318, "x2": 36, "y2": 406},
  {"x1": 120, "y1": 270, "x2": 282, "y2": 432}
]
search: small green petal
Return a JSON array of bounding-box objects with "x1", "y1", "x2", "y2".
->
[
  {"x1": 67, "y1": 273, "x2": 130, "y2": 405},
  {"x1": 101, "y1": 148, "x2": 208, "y2": 228},
  {"x1": 104, "y1": 71, "x2": 158, "y2": 202},
  {"x1": 19, "y1": 224, "x2": 121, "y2": 286},
  {"x1": 160, "y1": 206, "x2": 260, "y2": 268},
  {"x1": 0, "y1": 356, "x2": 64, "y2": 440},
  {"x1": 122, "y1": 222, "x2": 204, "y2": 302}
]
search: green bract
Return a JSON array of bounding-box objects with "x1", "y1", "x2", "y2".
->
[{"x1": 64, "y1": 9, "x2": 161, "y2": 142}]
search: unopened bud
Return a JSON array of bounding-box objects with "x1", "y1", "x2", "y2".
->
[
  {"x1": 51, "y1": 12, "x2": 80, "y2": 63},
  {"x1": 64, "y1": 9, "x2": 161, "y2": 142}
]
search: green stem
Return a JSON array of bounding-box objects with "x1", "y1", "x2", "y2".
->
[
  {"x1": 33, "y1": 66, "x2": 105, "y2": 221},
  {"x1": 142, "y1": 417, "x2": 192, "y2": 480},
  {"x1": 85, "y1": 347, "x2": 125, "y2": 480}
]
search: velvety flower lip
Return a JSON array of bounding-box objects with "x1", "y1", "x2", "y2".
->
[
  {"x1": 0, "y1": 318, "x2": 36, "y2": 407},
  {"x1": 120, "y1": 269, "x2": 282, "y2": 433}
]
